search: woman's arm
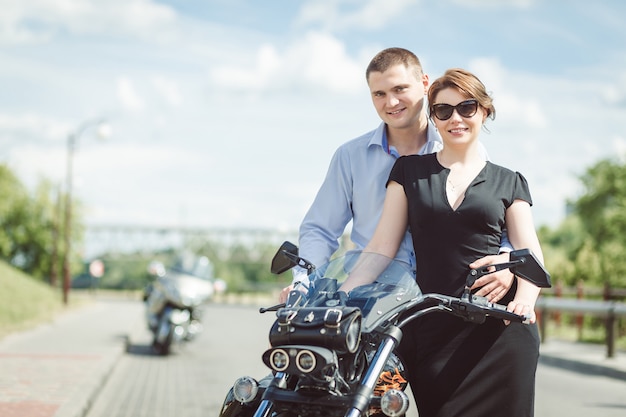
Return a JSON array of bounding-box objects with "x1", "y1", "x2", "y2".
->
[
  {"x1": 505, "y1": 199, "x2": 544, "y2": 322},
  {"x1": 339, "y1": 181, "x2": 408, "y2": 292}
]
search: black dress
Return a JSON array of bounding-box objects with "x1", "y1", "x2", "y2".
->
[{"x1": 389, "y1": 153, "x2": 540, "y2": 417}]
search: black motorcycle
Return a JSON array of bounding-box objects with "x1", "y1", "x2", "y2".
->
[{"x1": 219, "y1": 242, "x2": 551, "y2": 417}]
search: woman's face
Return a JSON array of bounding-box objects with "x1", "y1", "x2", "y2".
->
[{"x1": 431, "y1": 87, "x2": 486, "y2": 147}]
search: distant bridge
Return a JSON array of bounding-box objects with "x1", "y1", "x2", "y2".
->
[{"x1": 82, "y1": 224, "x2": 300, "y2": 259}]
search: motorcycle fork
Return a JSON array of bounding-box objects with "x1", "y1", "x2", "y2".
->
[
  {"x1": 252, "y1": 372, "x2": 288, "y2": 417},
  {"x1": 344, "y1": 326, "x2": 402, "y2": 417}
]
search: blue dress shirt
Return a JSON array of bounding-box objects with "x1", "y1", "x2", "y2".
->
[{"x1": 295, "y1": 121, "x2": 443, "y2": 282}]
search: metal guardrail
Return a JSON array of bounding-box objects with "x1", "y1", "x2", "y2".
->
[{"x1": 535, "y1": 297, "x2": 626, "y2": 358}]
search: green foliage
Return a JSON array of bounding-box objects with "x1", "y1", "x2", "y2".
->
[
  {"x1": 575, "y1": 159, "x2": 626, "y2": 246},
  {"x1": 0, "y1": 164, "x2": 85, "y2": 285},
  {"x1": 0, "y1": 165, "x2": 30, "y2": 261},
  {"x1": 80, "y1": 250, "x2": 175, "y2": 291},
  {"x1": 539, "y1": 156, "x2": 626, "y2": 289},
  {"x1": 538, "y1": 218, "x2": 585, "y2": 286},
  {"x1": 571, "y1": 158, "x2": 626, "y2": 288},
  {"x1": 188, "y1": 239, "x2": 290, "y2": 293}
]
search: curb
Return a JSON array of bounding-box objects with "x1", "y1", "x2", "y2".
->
[{"x1": 54, "y1": 345, "x2": 125, "y2": 417}]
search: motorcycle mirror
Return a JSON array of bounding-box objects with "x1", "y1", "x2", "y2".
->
[
  {"x1": 270, "y1": 241, "x2": 299, "y2": 274},
  {"x1": 466, "y1": 248, "x2": 551, "y2": 289},
  {"x1": 270, "y1": 241, "x2": 317, "y2": 276},
  {"x1": 510, "y1": 249, "x2": 551, "y2": 288}
]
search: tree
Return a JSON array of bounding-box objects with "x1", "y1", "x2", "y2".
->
[
  {"x1": 0, "y1": 164, "x2": 83, "y2": 285},
  {"x1": 537, "y1": 221, "x2": 580, "y2": 286},
  {"x1": 571, "y1": 158, "x2": 626, "y2": 287},
  {"x1": 0, "y1": 166, "x2": 31, "y2": 267}
]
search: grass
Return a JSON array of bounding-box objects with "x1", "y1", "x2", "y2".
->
[{"x1": 0, "y1": 260, "x2": 90, "y2": 341}]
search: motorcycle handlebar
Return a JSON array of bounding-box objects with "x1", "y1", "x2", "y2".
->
[
  {"x1": 469, "y1": 295, "x2": 532, "y2": 323},
  {"x1": 258, "y1": 293, "x2": 531, "y2": 325},
  {"x1": 429, "y1": 294, "x2": 530, "y2": 324},
  {"x1": 259, "y1": 303, "x2": 286, "y2": 314}
]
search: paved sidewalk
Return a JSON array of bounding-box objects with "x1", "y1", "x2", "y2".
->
[
  {"x1": 0, "y1": 295, "x2": 144, "y2": 417},
  {"x1": 0, "y1": 294, "x2": 624, "y2": 417}
]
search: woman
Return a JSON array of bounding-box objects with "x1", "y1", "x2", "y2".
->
[{"x1": 342, "y1": 68, "x2": 545, "y2": 416}]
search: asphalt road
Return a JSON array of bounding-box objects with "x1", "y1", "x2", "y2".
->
[{"x1": 85, "y1": 302, "x2": 626, "y2": 417}]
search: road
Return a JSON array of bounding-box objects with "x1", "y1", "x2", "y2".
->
[
  {"x1": 536, "y1": 364, "x2": 626, "y2": 415},
  {"x1": 85, "y1": 302, "x2": 626, "y2": 417}
]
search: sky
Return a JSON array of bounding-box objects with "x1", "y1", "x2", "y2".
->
[{"x1": 1, "y1": 0, "x2": 626, "y2": 245}]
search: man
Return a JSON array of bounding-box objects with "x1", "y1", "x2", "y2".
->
[{"x1": 281, "y1": 47, "x2": 512, "y2": 303}]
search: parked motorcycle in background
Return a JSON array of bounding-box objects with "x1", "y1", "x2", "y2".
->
[{"x1": 145, "y1": 252, "x2": 220, "y2": 355}]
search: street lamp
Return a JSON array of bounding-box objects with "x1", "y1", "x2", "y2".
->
[{"x1": 62, "y1": 119, "x2": 111, "y2": 305}]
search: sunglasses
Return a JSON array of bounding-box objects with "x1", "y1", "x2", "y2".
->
[{"x1": 431, "y1": 99, "x2": 479, "y2": 121}]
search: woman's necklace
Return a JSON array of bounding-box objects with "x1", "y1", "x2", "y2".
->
[
  {"x1": 447, "y1": 176, "x2": 467, "y2": 194},
  {"x1": 446, "y1": 176, "x2": 468, "y2": 210},
  {"x1": 446, "y1": 177, "x2": 471, "y2": 210},
  {"x1": 447, "y1": 177, "x2": 458, "y2": 193},
  {"x1": 446, "y1": 163, "x2": 484, "y2": 195}
]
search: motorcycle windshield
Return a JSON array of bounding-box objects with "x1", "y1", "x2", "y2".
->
[{"x1": 301, "y1": 251, "x2": 422, "y2": 333}]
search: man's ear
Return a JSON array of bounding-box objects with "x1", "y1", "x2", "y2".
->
[{"x1": 422, "y1": 73, "x2": 430, "y2": 89}]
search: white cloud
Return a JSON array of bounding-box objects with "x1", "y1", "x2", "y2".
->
[
  {"x1": 287, "y1": 32, "x2": 364, "y2": 92},
  {"x1": 8, "y1": 143, "x2": 66, "y2": 185},
  {"x1": 295, "y1": 1, "x2": 338, "y2": 28},
  {"x1": 210, "y1": 31, "x2": 364, "y2": 94},
  {"x1": 613, "y1": 136, "x2": 626, "y2": 162},
  {"x1": 600, "y1": 71, "x2": 626, "y2": 105},
  {"x1": 77, "y1": 142, "x2": 203, "y2": 176},
  {"x1": 211, "y1": 43, "x2": 281, "y2": 91},
  {"x1": 296, "y1": 0, "x2": 416, "y2": 31},
  {"x1": 116, "y1": 77, "x2": 145, "y2": 112},
  {"x1": 450, "y1": 0, "x2": 535, "y2": 8},
  {"x1": 8, "y1": 138, "x2": 206, "y2": 191},
  {"x1": 0, "y1": 113, "x2": 69, "y2": 143},
  {"x1": 151, "y1": 76, "x2": 183, "y2": 107},
  {"x1": 0, "y1": 0, "x2": 179, "y2": 45},
  {"x1": 468, "y1": 57, "x2": 548, "y2": 129},
  {"x1": 339, "y1": 0, "x2": 417, "y2": 30}
]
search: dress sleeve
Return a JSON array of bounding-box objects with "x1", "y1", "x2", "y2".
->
[
  {"x1": 512, "y1": 171, "x2": 533, "y2": 206},
  {"x1": 387, "y1": 156, "x2": 407, "y2": 187}
]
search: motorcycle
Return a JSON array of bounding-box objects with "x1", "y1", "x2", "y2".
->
[
  {"x1": 218, "y1": 241, "x2": 551, "y2": 417},
  {"x1": 145, "y1": 253, "x2": 216, "y2": 355}
]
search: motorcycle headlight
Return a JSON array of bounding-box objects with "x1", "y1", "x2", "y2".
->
[
  {"x1": 170, "y1": 309, "x2": 190, "y2": 325},
  {"x1": 263, "y1": 345, "x2": 337, "y2": 377},
  {"x1": 380, "y1": 389, "x2": 409, "y2": 417},
  {"x1": 232, "y1": 376, "x2": 259, "y2": 403},
  {"x1": 269, "y1": 348, "x2": 289, "y2": 372},
  {"x1": 296, "y1": 350, "x2": 316, "y2": 373}
]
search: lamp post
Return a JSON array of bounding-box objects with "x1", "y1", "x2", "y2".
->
[{"x1": 62, "y1": 119, "x2": 111, "y2": 305}]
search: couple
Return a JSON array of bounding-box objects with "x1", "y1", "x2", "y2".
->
[{"x1": 286, "y1": 48, "x2": 546, "y2": 416}]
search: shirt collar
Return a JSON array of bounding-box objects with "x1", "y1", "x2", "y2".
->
[{"x1": 369, "y1": 121, "x2": 442, "y2": 157}]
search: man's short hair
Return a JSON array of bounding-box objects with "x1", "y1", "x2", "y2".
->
[{"x1": 366, "y1": 48, "x2": 423, "y2": 81}]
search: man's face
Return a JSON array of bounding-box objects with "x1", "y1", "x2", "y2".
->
[{"x1": 368, "y1": 64, "x2": 429, "y2": 130}]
